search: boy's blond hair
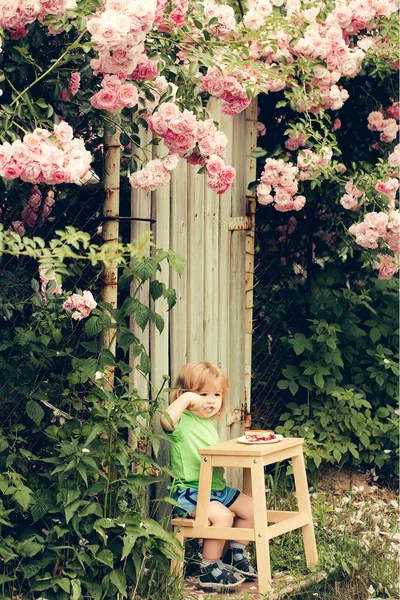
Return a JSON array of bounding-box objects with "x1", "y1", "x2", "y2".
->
[{"x1": 170, "y1": 361, "x2": 229, "y2": 413}]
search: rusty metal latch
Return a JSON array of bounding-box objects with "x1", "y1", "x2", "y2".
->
[
  {"x1": 228, "y1": 216, "x2": 252, "y2": 231},
  {"x1": 226, "y1": 402, "x2": 250, "y2": 427}
]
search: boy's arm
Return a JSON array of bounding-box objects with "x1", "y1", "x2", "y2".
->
[{"x1": 160, "y1": 392, "x2": 201, "y2": 431}]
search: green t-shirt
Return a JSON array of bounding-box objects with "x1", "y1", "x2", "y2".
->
[{"x1": 167, "y1": 411, "x2": 226, "y2": 493}]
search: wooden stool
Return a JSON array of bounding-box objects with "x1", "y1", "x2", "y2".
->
[{"x1": 171, "y1": 437, "x2": 318, "y2": 595}]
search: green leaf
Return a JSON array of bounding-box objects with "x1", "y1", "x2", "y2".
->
[
  {"x1": 96, "y1": 549, "x2": 114, "y2": 568},
  {"x1": 84, "y1": 422, "x2": 106, "y2": 447},
  {"x1": 17, "y1": 538, "x2": 43, "y2": 557},
  {"x1": 277, "y1": 379, "x2": 289, "y2": 390},
  {"x1": 251, "y1": 147, "x2": 268, "y2": 158},
  {"x1": 289, "y1": 381, "x2": 299, "y2": 396},
  {"x1": 132, "y1": 257, "x2": 158, "y2": 282},
  {"x1": 71, "y1": 579, "x2": 81, "y2": 600},
  {"x1": 78, "y1": 503, "x2": 103, "y2": 517},
  {"x1": 57, "y1": 578, "x2": 71, "y2": 593},
  {"x1": 150, "y1": 280, "x2": 164, "y2": 300},
  {"x1": 333, "y1": 447, "x2": 342, "y2": 462},
  {"x1": 370, "y1": 327, "x2": 381, "y2": 343},
  {"x1": 163, "y1": 287, "x2": 177, "y2": 310},
  {"x1": 167, "y1": 250, "x2": 185, "y2": 276},
  {"x1": 313, "y1": 373, "x2": 324, "y2": 389},
  {"x1": 375, "y1": 407, "x2": 390, "y2": 418},
  {"x1": 154, "y1": 313, "x2": 164, "y2": 334},
  {"x1": 85, "y1": 316, "x2": 104, "y2": 337},
  {"x1": 65, "y1": 500, "x2": 81, "y2": 524},
  {"x1": 138, "y1": 352, "x2": 151, "y2": 375},
  {"x1": 313, "y1": 454, "x2": 322, "y2": 468},
  {"x1": 282, "y1": 365, "x2": 299, "y2": 379},
  {"x1": 26, "y1": 400, "x2": 44, "y2": 426},
  {"x1": 14, "y1": 485, "x2": 33, "y2": 511},
  {"x1": 121, "y1": 532, "x2": 139, "y2": 560},
  {"x1": 110, "y1": 569, "x2": 127, "y2": 596},
  {"x1": 77, "y1": 463, "x2": 88, "y2": 486},
  {"x1": 30, "y1": 491, "x2": 52, "y2": 522}
]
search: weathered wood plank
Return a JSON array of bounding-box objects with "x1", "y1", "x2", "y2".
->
[
  {"x1": 169, "y1": 159, "x2": 188, "y2": 381},
  {"x1": 186, "y1": 163, "x2": 205, "y2": 362}
]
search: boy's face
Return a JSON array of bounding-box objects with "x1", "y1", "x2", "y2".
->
[{"x1": 189, "y1": 376, "x2": 223, "y2": 419}]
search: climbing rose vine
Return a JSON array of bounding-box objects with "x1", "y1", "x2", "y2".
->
[{"x1": 0, "y1": 0, "x2": 398, "y2": 276}]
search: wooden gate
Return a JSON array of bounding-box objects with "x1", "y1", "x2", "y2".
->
[{"x1": 129, "y1": 99, "x2": 257, "y2": 489}]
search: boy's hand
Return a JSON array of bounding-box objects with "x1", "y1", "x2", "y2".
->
[{"x1": 184, "y1": 392, "x2": 216, "y2": 413}]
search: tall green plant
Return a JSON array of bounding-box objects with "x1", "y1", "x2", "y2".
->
[{"x1": 0, "y1": 248, "x2": 184, "y2": 599}]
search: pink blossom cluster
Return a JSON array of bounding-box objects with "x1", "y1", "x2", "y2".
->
[
  {"x1": 87, "y1": 0, "x2": 156, "y2": 78},
  {"x1": 373, "y1": 254, "x2": 399, "y2": 280},
  {"x1": 204, "y1": 0, "x2": 236, "y2": 36},
  {"x1": 21, "y1": 186, "x2": 55, "y2": 228},
  {"x1": 169, "y1": 0, "x2": 189, "y2": 29},
  {"x1": 367, "y1": 111, "x2": 399, "y2": 143},
  {"x1": 39, "y1": 268, "x2": 63, "y2": 297},
  {"x1": 146, "y1": 102, "x2": 235, "y2": 193},
  {"x1": 148, "y1": 102, "x2": 198, "y2": 156},
  {"x1": 349, "y1": 210, "x2": 400, "y2": 252},
  {"x1": 340, "y1": 181, "x2": 363, "y2": 211},
  {"x1": 243, "y1": 0, "x2": 272, "y2": 31},
  {"x1": 328, "y1": 0, "x2": 398, "y2": 37},
  {"x1": 129, "y1": 154, "x2": 179, "y2": 191},
  {"x1": 0, "y1": 0, "x2": 76, "y2": 38},
  {"x1": 90, "y1": 75, "x2": 139, "y2": 112},
  {"x1": 388, "y1": 144, "x2": 400, "y2": 168},
  {"x1": 203, "y1": 67, "x2": 250, "y2": 116},
  {"x1": 386, "y1": 102, "x2": 400, "y2": 121},
  {"x1": 205, "y1": 155, "x2": 236, "y2": 195},
  {"x1": 0, "y1": 123, "x2": 92, "y2": 185},
  {"x1": 60, "y1": 72, "x2": 81, "y2": 101},
  {"x1": 285, "y1": 130, "x2": 308, "y2": 151},
  {"x1": 375, "y1": 178, "x2": 399, "y2": 208},
  {"x1": 257, "y1": 158, "x2": 306, "y2": 212},
  {"x1": 63, "y1": 290, "x2": 97, "y2": 321},
  {"x1": 130, "y1": 55, "x2": 159, "y2": 81}
]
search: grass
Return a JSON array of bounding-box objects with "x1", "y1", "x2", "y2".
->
[{"x1": 180, "y1": 466, "x2": 399, "y2": 600}]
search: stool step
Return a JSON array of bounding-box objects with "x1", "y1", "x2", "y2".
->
[{"x1": 172, "y1": 517, "x2": 211, "y2": 527}]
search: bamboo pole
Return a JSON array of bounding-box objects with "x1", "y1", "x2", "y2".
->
[{"x1": 101, "y1": 111, "x2": 121, "y2": 391}]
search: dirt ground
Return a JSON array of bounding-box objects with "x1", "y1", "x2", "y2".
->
[{"x1": 182, "y1": 465, "x2": 398, "y2": 600}]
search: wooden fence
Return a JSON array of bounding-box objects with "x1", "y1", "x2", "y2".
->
[{"x1": 129, "y1": 99, "x2": 257, "y2": 489}]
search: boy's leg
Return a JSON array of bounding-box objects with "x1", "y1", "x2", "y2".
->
[
  {"x1": 192, "y1": 500, "x2": 234, "y2": 560},
  {"x1": 191, "y1": 501, "x2": 245, "y2": 589},
  {"x1": 223, "y1": 493, "x2": 258, "y2": 580}
]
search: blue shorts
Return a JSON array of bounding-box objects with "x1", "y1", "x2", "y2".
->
[{"x1": 172, "y1": 486, "x2": 240, "y2": 517}]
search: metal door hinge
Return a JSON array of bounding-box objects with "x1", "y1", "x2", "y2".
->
[{"x1": 228, "y1": 216, "x2": 251, "y2": 231}]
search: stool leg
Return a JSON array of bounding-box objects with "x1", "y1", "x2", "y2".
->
[
  {"x1": 251, "y1": 461, "x2": 272, "y2": 595},
  {"x1": 195, "y1": 454, "x2": 213, "y2": 527},
  {"x1": 171, "y1": 526, "x2": 185, "y2": 576},
  {"x1": 292, "y1": 448, "x2": 318, "y2": 566}
]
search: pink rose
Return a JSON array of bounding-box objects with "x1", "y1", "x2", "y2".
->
[
  {"x1": 53, "y1": 121, "x2": 74, "y2": 144},
  {"x1": 3, "y1": 161, "x2": 22, "y2": 179},
  {"x1": 206, "y1": 155, "x2": 225, "y2": 177},
  {"x1": 117, "y1": 84, "x2": 139, "y2": 107},
  {"x1": 91, "y1": 88, "x2": 119, "y2": 111}
]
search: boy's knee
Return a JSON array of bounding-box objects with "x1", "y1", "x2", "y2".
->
[{"x1": 210, "y1": 506, "x2": 234, "y2": 527}]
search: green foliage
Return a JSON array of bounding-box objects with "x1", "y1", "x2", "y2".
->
[
  {"x1": 274, "y1": 269, "x2": 399, "y2": 475},
  {"x1": 0, "y1": 247, "x2": 183, "y2": 598}
]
